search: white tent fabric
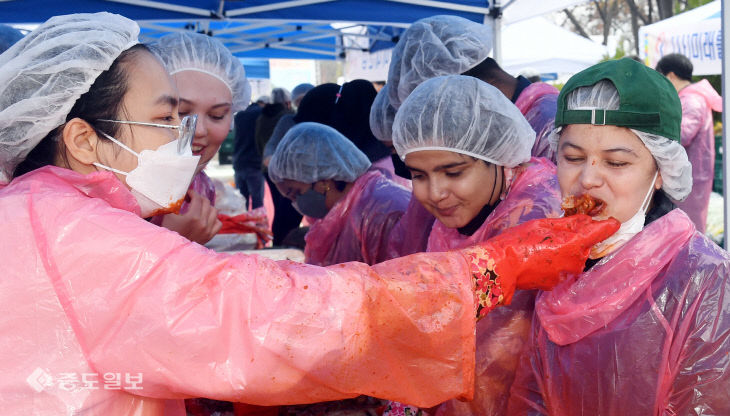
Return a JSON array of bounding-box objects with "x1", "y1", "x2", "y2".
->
[
  {"x1": 502, "y1": 0, "x2": 592, "y2": 23},
  {"x1": 501, "y1": 16, "x2": 606, "y2": 76},
  {"x1": 639, "y1": 0, "x2": 721, "y2": 75},
  {"x1": 343, "y1": 15, "x2": 605, "y2": 81}
]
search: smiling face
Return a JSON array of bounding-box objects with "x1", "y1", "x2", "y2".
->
[
  {"x1": 172, "y1": 71, "x2": 233, "y2": 172},
  {"x1": 557, "y1": 124, "x2": 662, "y2": 223},
  {"x1": 95, "y1": 50, "x2": 181, "y2": 185},
  {"x1": 405, "y1": 150, "x2": 502, "y2": 229}
]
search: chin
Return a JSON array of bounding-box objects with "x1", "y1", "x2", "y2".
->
[{"x1": 435, "y1": 215, "x2": 468, "y2": 229}]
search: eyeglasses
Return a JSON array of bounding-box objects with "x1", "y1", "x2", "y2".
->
[{"x1": 96, "y1": 114, "x2": 198, "y2": 155}]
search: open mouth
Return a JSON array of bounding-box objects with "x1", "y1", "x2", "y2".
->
[
  {"x1": 561, "y1": 194, "x2": 606, "y2": 217},
  {"x1": 191, "y1": 144, "x2": 204, "y2": 155}
]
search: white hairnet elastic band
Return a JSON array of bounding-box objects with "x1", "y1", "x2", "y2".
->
[
  {"x1": 401, "y1": 146, "x2": 502, "y2": 166},
  {"x1": 169, "y1": 67, "x2": 234, "y2": 96}
]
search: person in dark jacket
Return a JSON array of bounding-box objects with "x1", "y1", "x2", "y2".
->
[{"x1": 232, "y1": 98, "x2": 267, "y2": 210}]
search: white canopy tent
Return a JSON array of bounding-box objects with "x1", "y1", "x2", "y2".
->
[{"x1": 500, "y1": 16, "x2": 607, "y2": 76}]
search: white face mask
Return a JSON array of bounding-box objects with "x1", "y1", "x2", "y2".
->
[
  {"x1": 589, "y1": 170, "x2": 659, "y2": 259},
  {"x1": 93, "y1": 133, "x2": 200, "y2": 218}
]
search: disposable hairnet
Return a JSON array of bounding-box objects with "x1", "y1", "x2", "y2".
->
[
  {"x1": 271, "y1": 87, "x2": 291, "y2": 104},
  {"x1": 152, "y1": 32, "x2": 251, "y2": 113},
  {"x1": 0, "y1": 12, "x2": 139, "y2": 183},
  {"x1": 393, "y1": 75, "x2": 535, "y2": 167},
  {"x1": 269, "y1": 122, "x2": 371, "y2": 184},
  {"x1": 0, "y1": 24, "x2": 23, "y2": 54},
  {"x1": 388, "y1": 15, "x2": 492, "y2": 109},
  {"x1": 291, "y1": 83, "x2": 315, "y2": 102},
  {"x1": 548, "y1": 80, "x2": 692, "y2": 201},
  {"x1": 370, "y1": 84, "x2": 397, "y2": 143}
]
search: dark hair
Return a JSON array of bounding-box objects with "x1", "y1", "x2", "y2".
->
[
  {"x1": 655, "y1": 53, "x2": 693, "y2": 81},
  {"x1": 462, "y1": 57, "x2": 502, "y2": 83},
  {"x1": 333, "y1": 180, "x2": 348, "y2": 192},
  {"x1": 12, "y1": 44, "x2": 150, "y2": 178}
]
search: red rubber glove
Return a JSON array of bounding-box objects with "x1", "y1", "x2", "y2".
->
[{"x1": 460, "y1": 215, "x2": 620, "y2": 318}]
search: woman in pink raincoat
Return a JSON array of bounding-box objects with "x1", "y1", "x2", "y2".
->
[
  {"x1": 507, "y1": 58, "x2": 730, "y2": 415},
  {"x1": 385, "y1": 75, "x2": 563, "y2": 415},
  {"x1": 656, "y1": 53, "x2": 723, "y2": 233},
  {"x1": 0, "y1": 13, "x2": 619, "y2": 416},
  {"x1": 147, "y1": 32, "x2": 255, "y2": 244},
  {"x1": 268, "y1": 122, "x2": 412, "y2": 266}
]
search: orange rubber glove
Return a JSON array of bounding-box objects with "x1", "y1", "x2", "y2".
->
[{"x1": 460, "y1": 215, "x2": 620, "y2": 318}]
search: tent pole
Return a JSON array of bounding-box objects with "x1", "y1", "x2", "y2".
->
[
  {"x1": 490, "y1": 1, "x2": 502, "y2": 64},
  {"x1": 723, "y1": 0, "x2": 729, "y2": 249}
]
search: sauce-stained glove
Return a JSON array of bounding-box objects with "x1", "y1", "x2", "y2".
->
[{"x1": 459, "y1": 215, "x2": 620, "y2": 319}]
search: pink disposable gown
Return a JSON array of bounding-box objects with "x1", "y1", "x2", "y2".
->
[
  {"x1": 0, "y1": 166, "x2": 478, "y2": 415},
  {"x1": 429, "y1": 157, "x2": 562, "y2": 416},
  {"x1": 304, "y1": 170, "x2": 412, "y2": 266},
  {"x1": 674, "y1": 79, "x2": 723, "y2": 233},
  {"x1": 508, "y1": 209, "x2": 730, "y2": 415},
  {"x1": 515, "y1": 83, "x2": 559, "y2": 163}
]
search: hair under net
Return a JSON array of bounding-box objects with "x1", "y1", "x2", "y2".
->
[
  {"x1": 548, "y1": 80, "x2": 692, "y2": 201},
  {"x1": 0, "y1": 24, "x2": 23, "y2": 54},
  {"x1": 291, "y1": 83, "x2": 314, "y2": 102},
  {"x1": 387, "y1": 15, "x2": 492, "y2": 110},
  {"x1": 269, "y1": 122, "x2": 371, "y2": 184},
  {"x1": 0, "y1": 12, "x2": 139, "y2": 183},
  {"x1": 369, "y1": 84, "x2": 397, "y2": 143},
  {"x1": 393, "y1": 75, "x2": 535, "y2": 167},
  {"x1": 271, "y1": 87, "x2": 291, "y2": 105},
  {"x1": 152, "y1": 32, "x2": 251, "y2": 113}
]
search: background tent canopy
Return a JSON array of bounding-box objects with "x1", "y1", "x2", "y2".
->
[{"x1": 0, "y1": 0, "x2": 595, "y2": 60}]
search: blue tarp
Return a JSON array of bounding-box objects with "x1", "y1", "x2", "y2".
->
[
  {"x1": 0, "y1": 1, "x2": 490, "y2": 60},
  {"x1": 0, "y1": 1, "x2": 488, "y2": 24}
]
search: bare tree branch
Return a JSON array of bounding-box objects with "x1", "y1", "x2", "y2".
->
[
  {"x1": 563, "y1": 8, "x2": 592, "y2": 39},
  {"x1": 593, "y1": 0, "x2": 608, "y2": 22},
  {"x1": 624, "y1": 0, "x2": 649, "y2": 25},
  {"x1": 657, "y1": 0, "x2": 674, "y2": 19}
]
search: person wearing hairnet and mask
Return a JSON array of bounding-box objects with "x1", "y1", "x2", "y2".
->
[
  {"x1": 387, "y1": 15, "x2": 558, "y2": 162},
  {"x1": 507, "y1": 58, "x2": 730, "y2": 415},
  {"x1": 295, "y1": 80, "x2": 392, "y2": 170},
  {"x1": 0, "y1": 14, "x2": 619, "y2": 414},
  {"x1": 149, "y1": 32, "x2": 251, "y2": 245},
  {"x1": 258, "y1": 83, "x2": 314, "y2": 247},
  {"x1": 384, "y1": 75, "x2": 564, "y2": 415},
  {"x1": 268, "y1": 122, "x2": 412, "y2": 266}
]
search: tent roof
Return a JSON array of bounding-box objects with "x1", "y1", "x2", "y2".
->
[
  {"x1": 0, "y1": 0, "x2": 492, "y2": 60},
  {"x1": 0, "y1": 0, "x2": 592, "y2": 60}
]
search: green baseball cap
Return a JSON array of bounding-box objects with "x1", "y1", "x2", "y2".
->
[{"x1": 554, "y1": 58, "x2": 681, "y2": 142}]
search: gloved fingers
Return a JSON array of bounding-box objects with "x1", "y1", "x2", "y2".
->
[{"x1": 579, "y1": 217, "x2": 621, "y2": 248}]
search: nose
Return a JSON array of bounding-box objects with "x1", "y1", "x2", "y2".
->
[
  {"x1": 578, "y1": 158, "x2": 604, "y2": 190},
  {"x1": 428, "y1": 177, "x2": 449, "y2": 205},
  {"x1": 194, "y1": 114, "x2": 207, "y2": 139}
]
